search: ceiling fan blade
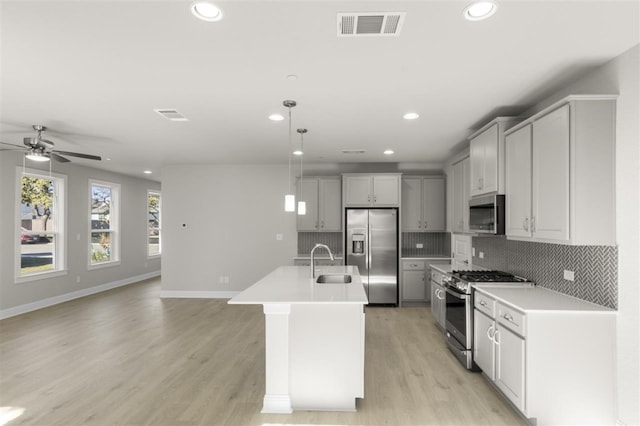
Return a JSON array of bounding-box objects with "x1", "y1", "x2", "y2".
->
[
  {"x1": 53, "y1": 150, "x2": 101, "y2": 161},
  {"x1": 0, "y1": 140, "x2": 25, "y2": 149},
  {"x1": 49, "y1": 152, "x2": 71, "y2": 163}
]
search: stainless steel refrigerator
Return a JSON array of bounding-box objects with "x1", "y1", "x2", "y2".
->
[{"x1": 345, "y1": 208, "x2": 399, "y2": 305}]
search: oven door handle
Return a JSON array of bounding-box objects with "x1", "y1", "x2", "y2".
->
[{"x1": 445, "y1": 287, "x2": 469, "y2": 300}]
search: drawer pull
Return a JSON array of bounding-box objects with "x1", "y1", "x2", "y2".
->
[
  {"x1": 479, "y1": 300, "x2": 487, "y2": 307},
  {"x1": 503, "y1": 313, "x2": 514, "y2": 322}
]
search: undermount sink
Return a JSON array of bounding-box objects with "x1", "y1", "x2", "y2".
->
[{"x1": 315, "y1": 274, "x2": 352, "y2": 284}]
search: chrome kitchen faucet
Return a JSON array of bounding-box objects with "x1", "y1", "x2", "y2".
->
[{"x1": 310, "y1": 243, "x2": 334, "y2": 278}]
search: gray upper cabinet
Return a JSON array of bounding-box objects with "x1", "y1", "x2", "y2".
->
[
  {"x1": 343, "y1": 174, "x2": 401, "y2": 207},
  {"x1": 504, "y1": 95, "x2": 616, "y2": 245},
  {"x1": 297, "y1": 177, "x2": 342, "y2": 231},
  {"x1": 451, "y1": 157, "x2": 470, "y2": 233},
  {"x1": 468, "y1": 117, "x2": 519, "y2": 197},
  {"x1": 401, "y1": 176, "x2": 445, "y2": 232}
]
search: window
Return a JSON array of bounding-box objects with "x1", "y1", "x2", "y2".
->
[
  {"x1": 16, "y1": 167, "x2": 66, "y2": 281},
  {"x1": 89, "y1": 180, "x2": 120, "y2": 267},
  {"x1": 148, "y1": 191, "x2": 161, "y2": 257}
]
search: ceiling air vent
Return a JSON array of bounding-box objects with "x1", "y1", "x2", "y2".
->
[
  {"x1": 342, "y1": 149, "x2": 367, "y2": 155},
  {"x1": 153, "y1": 109, "x2": 189, "y2": 122},
  {"x1": 337, "y1": 12, "x2": 406, "y2": 37}
]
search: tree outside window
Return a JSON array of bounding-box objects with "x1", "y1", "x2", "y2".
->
[
  {"x1": 90, "y1": 181, "x2": 119, "y2": 266},
  {"x1": 148, "y1": 191, "x2": 161, "y2": 256},
  {"x1": 17, "y1": 169, "x2": 66, "y2": 280}
]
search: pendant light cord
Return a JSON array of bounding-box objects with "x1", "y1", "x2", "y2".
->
[{"x1": 287, "y1": 105, "x2": 292, "y2": 194}]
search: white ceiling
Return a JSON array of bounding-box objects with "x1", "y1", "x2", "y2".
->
[{"x1": 1, "y1": 0, "x2": 638, "y2": 181}]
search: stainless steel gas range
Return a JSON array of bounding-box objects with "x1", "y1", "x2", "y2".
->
[{"x1": 442, "y1": 270, "x2": 533, "y2": 369}]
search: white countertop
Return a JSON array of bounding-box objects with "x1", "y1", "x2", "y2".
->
[
  {"x1": 293, "y1": 256, "x2": 343, "y2": 260},
  {"x1": 228, "y1": 265, "x2": 368, "y2": 305},
  {"x1": 474, "y1": 286, "x2": 614, "y2": 313},
  {"x1": 401, "y1": 256, "x2": 451, "y2": 260}
]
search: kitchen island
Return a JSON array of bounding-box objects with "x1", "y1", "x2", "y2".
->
[{"x1": 229, "y1": 265, "x2": 368, "y2": 413}]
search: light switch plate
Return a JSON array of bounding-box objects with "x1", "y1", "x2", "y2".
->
[
  {"x1": 276, "y1": 233, "x2": 283, "y2": 241},
  {"x1": 416, "y1": 243, "x2": 423, "y2": 249},
  {"x1": 564, "y1": 270, "x2": 575, "y2": 281}
]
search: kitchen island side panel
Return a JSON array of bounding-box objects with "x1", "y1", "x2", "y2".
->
[{"x1": 288, "y1": 303, "x2": 365, "y2": 411}]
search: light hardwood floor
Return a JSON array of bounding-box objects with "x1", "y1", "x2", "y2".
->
[{"x1": 0, "y1": 278, "x2": 526, "y2": 425}]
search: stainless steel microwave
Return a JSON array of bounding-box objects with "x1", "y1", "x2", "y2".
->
[{"x1": 468, "y1": 194, "x2": 505, "y2": 234}]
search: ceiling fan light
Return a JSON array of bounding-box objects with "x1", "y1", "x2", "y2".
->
[
  {"x1": 25, "y1": 151, "x2": 50, "y2": 162},
  {"x1": 191, "y1": 1, "x2": 223, "y2": 22}
]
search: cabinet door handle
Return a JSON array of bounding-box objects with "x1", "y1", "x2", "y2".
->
[
  {"x1": 424, "y1": 220, "x2": 428, "y2": 229},
  {"x1": 315, "y1": 222, "x2": 319, "y2": 230},
  {"x1": 523, "y1": 217, "x2": 529, "y2": 231},
  {"x1": 493, "y1": 329, "x2": 500, "y2": 345},
  {"x1": 487, "y1": 325, "x2": 495, "y2": 340},
  {"x1": 374, "y1": 195, "x2": 377, "y2": 203},
  {"x1": 418, "y1": 220, "x2": 421, "y2": 229},
  {"x1": 463, "y1": 260, "x2": 469, "y2": 265},
  {"x1": 321, "y1": 221, "x2": 324, "y2": 228},
  {"x1": 531, "y1": 216, "x2": 536, "y2": 232},
  {"x1": 368, "y1": 195, "x2": 371, "y2": 202}
]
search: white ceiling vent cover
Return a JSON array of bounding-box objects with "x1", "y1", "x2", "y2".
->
[
  {"x1": 153, "y1": 109, "x2": 189, "y2": 122},
  {"x1": 337, "y1": 12, "x2": 406, "y2": 37},
  {"x1": 342, "y1": 149, "x2": 367, "y2": 154}
]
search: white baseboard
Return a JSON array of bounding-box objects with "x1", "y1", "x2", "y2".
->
[
  {"x1": 0, "y1": 271, "x2": 161, "y2": 320},
  {"x1": 159, "y1": 290, "x2": 240, "y2": 299},
  {"x1": 261, "y1": 394, "x2": 293, "y2": 414}
]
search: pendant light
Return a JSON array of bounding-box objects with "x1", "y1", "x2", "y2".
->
[
  {"x1": 283, "y1": 100, "x2": 297, "y2": 212},
  {"x1": 296, "y1": 128, "x2": 307, "y2": 215}
]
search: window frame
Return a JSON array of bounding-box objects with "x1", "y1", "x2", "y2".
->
[
  {"x1": 15, "y1": 166, "x2": 67, "y2": 283},
  {"x1": 88, "y1": 179, "x2": 121, "y2": 269},
  {"x1": 147, "y1": 190, "x2": 161, "y2": 258}
]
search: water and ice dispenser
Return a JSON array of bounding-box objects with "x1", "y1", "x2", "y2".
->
[{"x1": 351, "y1": 232, "x2": 365, "y2": 255}]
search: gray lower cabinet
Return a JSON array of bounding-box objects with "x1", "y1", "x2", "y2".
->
[
  {"x1": 429, "y1": 267, "x2": 447, "y2": 330},
  {"x1": 401, "y1": 260, "x2": 427, "y2": 302}
]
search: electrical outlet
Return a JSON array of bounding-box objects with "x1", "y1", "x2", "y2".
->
[
  {"x1": 224, "y1": 276, "x2": 230, "y2": 284},
  {"x1": 479, "y1": 251, "x2": 484, "y2": 259},
  {"x1": 276, "y1": 233, "x2": 283, "y2": 241},
  {"x1": 219, "y1": 276, "x2": 225, "y2": 284},
  {"x1": 564, "y1": 270, "x2": 575, "y2": 281},
  {"x1": 416, "y1": 243, "x2": 424, "y2": 249}
]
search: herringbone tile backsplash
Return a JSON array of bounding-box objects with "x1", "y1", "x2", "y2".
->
[{"x1": 472, "y1": 236, "x2": 617, "y2": 309}]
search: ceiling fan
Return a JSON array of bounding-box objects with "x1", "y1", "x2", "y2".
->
[{"x1": 0, "y1": 124, "x2": 102, "y2": 163}]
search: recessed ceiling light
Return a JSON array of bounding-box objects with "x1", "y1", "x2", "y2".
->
[
  {"x1": 269, "y1": 114, "x2": 284, "y2": 121},
  {"x1": 190, "y1": 1, "x2": 223, "y2": 22},
  {"x1": 293, "y1": 150, "x2": 303, "y2": 156},
  {"x1": 384, "y1": 149, "x2": 395, "y2": 155},
  {"x1": 287, "y1": 74, "x2": 298, "y2": 81},
  {"x1": 143, "y1": 170, "x2": 152, "y2": 174},
  {"x1": 403, "y1": 112, "x2": 419, "y2": 120},
  {"x1": 464, "y1": 1, "x2": 498, "y2": 21}
]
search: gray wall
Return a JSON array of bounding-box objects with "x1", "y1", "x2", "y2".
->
[
  {"x1": 160, "y1": 165, "x2": 298, "y2": 294},
  {"x1": 0, "y1": 151, "x2": 161, "y2": 313}
]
